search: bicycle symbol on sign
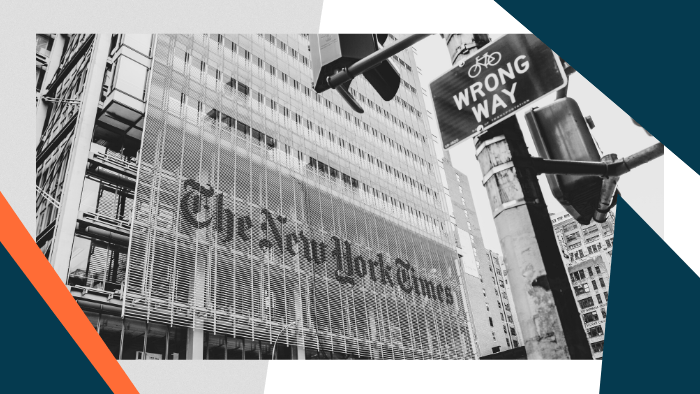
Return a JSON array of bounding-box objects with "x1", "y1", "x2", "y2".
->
[{"x1": 468, "y1": 52, "x2": 502, "y2": 78}]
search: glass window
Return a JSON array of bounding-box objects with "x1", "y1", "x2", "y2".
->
[
  {"x1": 114, "y1": 57, "x2": 148, "y2": 100},
  {"x1": 122, "y1": 34, "x2": 152, "y2": 55},
  {"x1": 591, "y1": 340, "x2": 604, "y2": 353},
  {"x1": 67, "y1": 236, "x2": 91, "y2": 286},
  {"x1": 121, "y1": 318, "x2": 147, "y2": 359},
  {"x1": 205, "y1": 332, "x2": 226, "y2": 360},
  {"x1": 274, "y1": 343, "x2": 293, "y2": 360},
  {"x1": 78, "y1": 178, "x2": 100, "y2": 213},
  {"x1": 36, "y1": 34, "x2": 52, "y2": 53},
  {"x1": 68, "y1": 236, "x2": 127, "y2": 292},
  {"x1": 99, "y1": 314, "x2": 123, "y2": 359},
  {"x1": 173, "y1": 48, "x2": 187, "y2": 74},
  {"x1": 260, "y1": 341, "x2": 273, "y2": 360},
  {"x1": 145, "y1": 323, "x2": 168, "y2": 360},
  {"x1": 226, "y1": 337, "x2": 244, "y2": 360},
  {"x1": 588, "y1": 325, "x2": 604, "y2": 338},
  {"x1": 168, "y1": 326, "x2": 187, "y2": 360},
  {"x1": 583, "y1": 312, "x2": 599, "y2": 323},
  {"x1": 305, "y1": 348, "x2": 332, "y2": 359},
  {"x1": 84, "y1": 310, "x2": 100, "y2": 331},
  {"x1": 244, "y1": 338, "x2": 260, "y2": 360},
  {"x1": 578, "y1": 297, "x2": 595, "y2": 309}
]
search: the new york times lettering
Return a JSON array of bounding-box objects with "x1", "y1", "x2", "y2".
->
[{"x1": 180, "y1": 179, "x2": 455, "y2": 306}]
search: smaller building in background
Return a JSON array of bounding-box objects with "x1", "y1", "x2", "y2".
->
[
  {"x1": 486, "y1": 250, "x2": 523, "y2": 347},
  {"x1": 441, "y1": 150, "x2": 518, "y2": 357},
  {"x1": 550, "y1": 210, "x2": 614, "y2": 359}
]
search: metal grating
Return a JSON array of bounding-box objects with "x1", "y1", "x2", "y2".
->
[{"x1": 125, "y1": 34, "x2": 473, "y2": 360}]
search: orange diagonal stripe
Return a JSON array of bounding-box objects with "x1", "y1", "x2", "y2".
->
[{"x1": 0, "y1": 192, "x2": 138, "y2": 394}]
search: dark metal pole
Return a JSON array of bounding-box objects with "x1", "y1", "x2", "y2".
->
[
  {"x1": 327, "y1": 34, "x2": 431, "y2": 89},
  {"x1": 520, "y1": 142, "x2": 664, "y2": 177},
  {"x1": 614, "y1": 142, "x2": 664, "y2": 176},
  {"x1": 336, "y1": 84, "x2": 364, "y2": 113},
  {"x1": 519, "y1": 157, "x2": 610, "y2": 176}
]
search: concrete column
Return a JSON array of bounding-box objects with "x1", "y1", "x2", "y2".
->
[
  {"x1": 474, "y1": 117, "x2": 592, "y2": 359},
  {"x1": 49, "y1": 34, "x2": 111, "y2": 282},
  {"x1": 294, "y1": 345, "x2": 305, "y2": 360},
  {"x1": 187, "y1": 328, "x2": 204, "y2": 360},
  {"x1": 36, "y1": 34, "x2": 66, "y2": 147}
]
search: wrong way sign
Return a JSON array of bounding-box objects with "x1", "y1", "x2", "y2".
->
[{"x1": 431, "y1": 34, "x2": 567, "y2": 149}]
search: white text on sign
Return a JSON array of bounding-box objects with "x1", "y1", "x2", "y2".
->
[{"x1": 452, "y1": 55, "x2": 530, "y2": 122}]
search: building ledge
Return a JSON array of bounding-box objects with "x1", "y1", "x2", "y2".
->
[
  {"x1": 87, "y1": 151, "x2": 138, "y2": 178},
  {"x1": 69, "y1": 285, "x2": 124, "y2": 315},
  {"x1": 97, "y1": 89, "x2": 145, "y2": 140}
]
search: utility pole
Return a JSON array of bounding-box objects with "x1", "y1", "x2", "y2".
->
[{"x1": 443, "y1": 35, "x2": 592, "y2": 359}]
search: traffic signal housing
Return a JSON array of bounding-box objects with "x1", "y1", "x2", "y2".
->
[
  {"x1": 525, "y1": 97, "x2": 616, "y2": 225},
  {"x1": 309, "y1": 34, "x2": 401, "y2": 101}
]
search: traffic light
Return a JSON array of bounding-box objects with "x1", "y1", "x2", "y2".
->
[
  {"x1": 525, "y1": 97, "x2": 617, "y2": 225},
  {"x1": 309, "y1": 34, "x2": 401, "y2": 101}
]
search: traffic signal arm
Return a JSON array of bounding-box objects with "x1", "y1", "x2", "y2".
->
[
  {"x1": 517, "y1": 142, "x2": 664, "y2": 177},
  {"x1": 326, "y1": 34, "x2": 431, "y2": 91},
  {"x1": 336, "y1": 83, "x2": 364, "y2": 113}
]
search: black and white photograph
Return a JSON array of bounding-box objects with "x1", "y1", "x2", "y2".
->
[{"x1": 34, "y1": 32, "x2": 661, "y2": 365}]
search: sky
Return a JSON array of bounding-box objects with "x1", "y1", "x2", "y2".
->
[{"x1": 412, "y1": 34, "x2": 662, "y2": 255}]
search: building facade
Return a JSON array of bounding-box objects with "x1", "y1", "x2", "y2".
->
[
  {"x1": 486, "y1": 250, "x2": 523, "y2": 348},
  {"x1": 35, "y1": 34, "x2": 475, "y2": 360},
  {"x1": 551, "y1": 210, "x2": 614, "y2": 359},
  {"x1": 36, "y1": 34, "x2": 54, "y2": 100},
  {"x1": 441, "y1": 151, "x2": 519, "y2": 356}
]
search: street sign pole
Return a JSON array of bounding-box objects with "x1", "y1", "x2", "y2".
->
[
  {"x1": 474, "y1": 118, "x2": 593, "y2": 359},
  {"x1": 440, "y1": 35, "x2": 593, "y2": 359}
]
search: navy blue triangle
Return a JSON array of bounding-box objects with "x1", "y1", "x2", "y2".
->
[
  {"x1": 494, "y1": 0, "x2": 700, "y2": 174},
  {"x1": 600, "y1": 197, "x2": 698, "y2": 391},
  {"x1": 0, "y1": 243, "x2": 113, "y2": 393}
]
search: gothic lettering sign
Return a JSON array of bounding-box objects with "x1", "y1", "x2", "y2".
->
[
  {"x1": 430, "y1": 34, "x2": 567, "y2": 149},
  {"x1": 180, "y1": 179, "x2": 455, "y2": 305}
]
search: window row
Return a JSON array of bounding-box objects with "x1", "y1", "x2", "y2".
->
[
  {"x1": 591, "y1": 340, "x2": 604, "y2": 353},
  {"x1": 36, "y1": 138, "x2": 73, "y2": 235},
  {"x1": 256, "y1": 33, "x2": 311, "y2": 67},
  {"x1": 170, "y1": 94, "x2": 444, "y2": 230},
  {"x1": 175, "y1": 51, "x2": 430, "y2": 172},
  {"x1": 84, "y1": 311, "x2": 187, "y2": 360},
  {"x1": 347, "y1": 86, "x2": 425, "y2": 144},
  {"x1": 582, "y1": 224, "x2": 599, "y2": 236},
  {"x1": 210, "y1": 34, "x2": 310, "y2": 71},
  {"x1": 570, "y1": 240, "x2": 612, "y2": 260},
  {"x1": 577, "y1": 293, "x2": 607, "y2": 309},
  {"x1": 214, "y1": 33, "x2": 425, "y2": 136},
  {"x1": 348, "y1": 85, "x2": 424, "y2": 130},
  {"x1": 308, "y1": 156, "x2": 442, "y2": 228},
  {"x1": 587, "y1": 325, "x2": 604, "y2": 338},
  {"x1": 391, "y1": 54, "x2": 413, "y2": 72},
  {"x1": 571, "y1": 271, "x2": 607, "y2": 289},
  {"x1": 173, "y1": 89, "x2": 439, "y2": 204},
  {"x1": 204, "y1": 331, "x2": 292, "y2": 360}
]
